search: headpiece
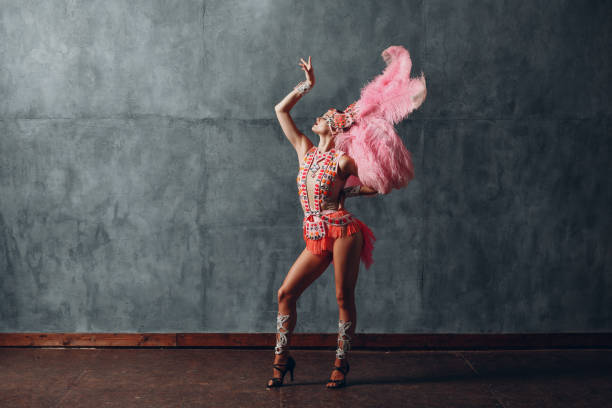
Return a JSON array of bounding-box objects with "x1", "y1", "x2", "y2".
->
[
  {"x1": 322, "y1": 101, "x2": 359, "y2": 132},
  {"x1": 320, "y1": 45, "x2": 427, "y2": 194}
]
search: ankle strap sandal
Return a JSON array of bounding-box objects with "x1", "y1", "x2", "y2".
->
[
  {"x1": 266, "y1": 356, "x2": 296, "y2": 388},
  {"x1": 326, "y1": 361, "x2": 350, "y2": 389}
]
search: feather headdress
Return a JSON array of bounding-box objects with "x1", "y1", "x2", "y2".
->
[{"x1": 324, "y1": 45, "x2": 427, "y2": 194}]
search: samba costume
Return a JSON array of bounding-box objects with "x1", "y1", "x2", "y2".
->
[
  {"x1": 272, "y1": 45, "x2": 427, "y2": 370},
  {"x1": 297, "y1": 145, "x2": 376, "y2": 269},
  {"x1": 295, "y1": 44, "x2": 427, "y2": 271}
]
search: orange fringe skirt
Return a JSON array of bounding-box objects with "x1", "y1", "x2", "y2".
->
[{"x1": 303, "y1": 209, "x2": 376, "y2": 270}]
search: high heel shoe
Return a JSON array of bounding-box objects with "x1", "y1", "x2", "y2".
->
[
  {"x1": 266, "y1": 355, "x2": 296, "y2": 388},
  {"x1": 326, "y1": 361, "x2": 349, "y2": 389}
]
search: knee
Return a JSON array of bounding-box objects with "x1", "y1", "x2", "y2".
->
[{"x1": 278, "y1": 287, "x2": 297, "y2": 305}]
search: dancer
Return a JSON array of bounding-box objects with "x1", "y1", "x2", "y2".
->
[{"x1": 266, "y1": 46, "x2": 427, "y2": 389}]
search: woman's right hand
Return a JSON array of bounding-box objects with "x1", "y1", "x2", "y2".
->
[{"x1": 299, "y1": 56, "x2": 315, "y2": 86}]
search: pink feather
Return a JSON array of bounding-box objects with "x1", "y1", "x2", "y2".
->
[{"x1": 335, "y1": 45, "x2": 427, "y2": 195}]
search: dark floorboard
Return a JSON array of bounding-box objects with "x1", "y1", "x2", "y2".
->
[{"x1": 1, "y1": 348, "x2": 611, "y2": 407}]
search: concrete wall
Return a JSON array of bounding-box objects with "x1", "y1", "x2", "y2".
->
[{"x1": 1, "y1": 0, "x2": 610, "y2": 333}]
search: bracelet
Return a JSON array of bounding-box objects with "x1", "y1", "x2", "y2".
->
[
  {"x1": 342, "y1": 185, "x2": 361, "y2": 197},
  {"x1": 294, "y1": 80, "x2": 311, "y2": 96}
]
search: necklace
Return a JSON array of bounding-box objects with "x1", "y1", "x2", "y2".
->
[
  {"x1": 300, "y1": 147, "x2": 334, "y2": 214},
  {"x1": 310, "y1": 149, "x2": 322, "y2": 174},
  {"x1": 310, "y1": 148, "x2": 330, "y2": 175}
]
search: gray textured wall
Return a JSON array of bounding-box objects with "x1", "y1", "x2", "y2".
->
[{"x1": 1, "y1": 0, "x2": 610, "y2": 333}]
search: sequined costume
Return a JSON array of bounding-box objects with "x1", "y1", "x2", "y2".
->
[{"x1": 297, "y1": 146, "x2": 376, "y2": 269}]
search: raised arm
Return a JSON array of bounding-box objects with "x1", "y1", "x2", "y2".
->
[{"x1": 274, "y1": 56, "x2": 315, "y2": 161}]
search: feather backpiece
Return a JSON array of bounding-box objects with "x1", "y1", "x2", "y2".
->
[{"x1": 335, "y1": 45, "x2": 427, "y2": 194}]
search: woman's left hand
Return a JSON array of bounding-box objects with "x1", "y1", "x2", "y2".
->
[
  {"x1": 359, "y1": 185, "x2": 379, "y2": 196},
  {"x1": 299, "y1": 56, "x2": 315, "y2": 86}
]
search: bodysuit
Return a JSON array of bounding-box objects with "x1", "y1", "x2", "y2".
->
[{"x1": 296, "y1": 146, "x2": 376, "y2": 269}]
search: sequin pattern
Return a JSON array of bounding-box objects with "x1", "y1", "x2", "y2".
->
[{"x1": 297, "y1": 147, "x2": 354, "y2": 240}]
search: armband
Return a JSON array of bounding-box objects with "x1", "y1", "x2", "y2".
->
[{"x1": 294, "y1": 80, "x2": 311, "y2": 96}]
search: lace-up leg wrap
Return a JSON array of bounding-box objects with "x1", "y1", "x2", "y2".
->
[
  {"x1": 275, "y1": 313, "x2": 291, "y2": 355},
  {"x1": 335, "y1": 320, "x2": 352, "y2": 359}
]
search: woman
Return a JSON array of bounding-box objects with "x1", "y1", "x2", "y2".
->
[
  {"x1": 267, "y1": 47, "x2": 427, "y2": 389},
  {"x1": 267, "y1": 56, "x2": 377, "y2": 390}
]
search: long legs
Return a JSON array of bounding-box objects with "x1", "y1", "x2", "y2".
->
[{"x1": 270, "y1": 228, "x2": 362, "y2": 388}]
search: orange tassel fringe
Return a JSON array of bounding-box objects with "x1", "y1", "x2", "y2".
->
[{"x1": 303, "y1": 211, "x2": 376, "y2": 270}]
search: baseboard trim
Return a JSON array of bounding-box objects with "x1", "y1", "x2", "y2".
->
[{"x1": 0, "y1": 332, "x2": 610, "y2": 349}]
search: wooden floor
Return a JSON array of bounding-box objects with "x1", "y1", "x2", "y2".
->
[{"x1": 1, "y1": 348, "x2": 611, "y2": 407}]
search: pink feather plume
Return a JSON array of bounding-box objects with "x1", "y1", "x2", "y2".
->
[{"x1": 335, "y1": 45, "x2": 427, "y2": 195}]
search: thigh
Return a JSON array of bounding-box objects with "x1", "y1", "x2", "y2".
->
[
  {"x1": 332, "y1": 228, "x2": 363, "y2": 293},
  {"x1": 281, "y1": 247, "x2": 333, "y2": 298}
]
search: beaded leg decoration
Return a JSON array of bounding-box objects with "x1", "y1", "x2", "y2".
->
[
  {"x1": 275, "y1": 313, "x2": 291, "y2": 355},
  {"x1": 327, "y1": 320, "x2": 352, "y2": 389},
  {"x1": 268, "y1": 312, "x2": 296, "y2": 388},
  {"x1": 336, "y1": 320, "x2": 352, "y2": 359}
]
